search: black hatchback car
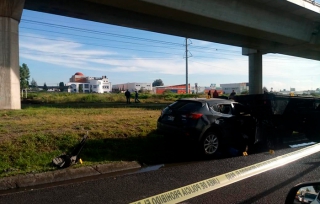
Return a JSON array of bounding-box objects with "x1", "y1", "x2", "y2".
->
[{"x1": 157, "y1": 98, "x2": 255, "y2": 157}]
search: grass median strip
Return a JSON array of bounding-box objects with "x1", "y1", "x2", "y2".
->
[{"x1": 0, "y1": 104, "x2": 166, "y2": 177}]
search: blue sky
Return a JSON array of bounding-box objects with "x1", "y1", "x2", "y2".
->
[{"x1": 20, "y1": 3, "x2": 320, "y2": 91}]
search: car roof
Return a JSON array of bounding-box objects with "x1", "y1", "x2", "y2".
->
[{"x1": 177, "y1": 98, "x2": 235, "y2": 105}]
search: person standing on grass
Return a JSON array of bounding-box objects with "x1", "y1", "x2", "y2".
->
[
  {"x1": 229, "y1": 90, "x2": 236, "y2": 99},
  {"x1": 125, "y1": 89, "x2": 131, "y2": 104},
  {"x1": 207, "y1": 90, "x2": 211, "y2": 99},
  {"x1": 134, "y1": 91, "x2": 140, "y2": 103}
]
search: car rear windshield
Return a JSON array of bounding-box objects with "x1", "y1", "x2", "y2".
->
[{"x1": 169, "y1": 100, "x2": 203, "y2": 112}]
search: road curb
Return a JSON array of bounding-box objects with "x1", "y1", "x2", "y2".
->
[{"x1": 0, "y1": 161, "x2": 141, "y2": 191}]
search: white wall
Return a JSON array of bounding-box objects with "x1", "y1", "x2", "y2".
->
[
  {"x1": 220, "y1": 83, "x2": 249, "y2": 94},
  {"x1": 112, "y1": 83, "x2": 152, "y2": 92},
  {"x1": 88, "y1": 79, "x2": 111, "y2": 93}
]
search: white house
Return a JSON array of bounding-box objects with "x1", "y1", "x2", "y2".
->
[
  {"x1": 67, "y1": 72, "x2": 111, "y2": 93},
  {"x1": 87, "y1": 76, "x2": 111, "y2": 93}
]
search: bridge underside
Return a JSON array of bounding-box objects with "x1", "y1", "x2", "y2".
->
[{"x1": 24, "y1": 0, "x2": 320, "y2": 60}]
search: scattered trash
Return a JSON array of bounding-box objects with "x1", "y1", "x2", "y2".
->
[{"x1": 52, "y1": 132, "x2": 88, "y2": 168}]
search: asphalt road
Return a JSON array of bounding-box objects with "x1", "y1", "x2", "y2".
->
[{"x1": 1, "y1": 143, "x2": 320, "y2": 204}]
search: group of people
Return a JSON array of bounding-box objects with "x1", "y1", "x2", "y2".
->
[
  {"x1": 124, "y1": 90, "x2": 140, "y2": 104},
  {"x1": 126, "y1": 89, "x2": 236, "y2": 103},
  {"x1": 207, "y1": 89, "x2": 236, "y2": 99},
  {"x1": 207, "y1": 90, "x2": 219, "y2": 98}
]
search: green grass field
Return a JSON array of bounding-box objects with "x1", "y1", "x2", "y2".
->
[{"x1": 0, "y1": 92, "x2": 205, "y2": 177}]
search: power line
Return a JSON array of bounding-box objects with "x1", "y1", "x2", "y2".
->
[
  {"x1": 20, "y1": 19, "x2": 246, "y2": 54},
  {"x1": 20, "y1": 27, "x2": 185, "y2": 50},
  {"x1": 20, "y1": 33, "x2": 314, "y2": 64},
  {"x1": 20, "y1": 50, "x2": 182, "y2": 60},
  {"x1": 19, "y1": 32, "x2": 248, "y2": 60},
  {"x1": 19, "y1": 35, "x2": 184, "y2": 56},
  {"x1": 21, "y1": 19, "x2": 184, "y2": 46},
  {"x1": 189, "y1": 44, "x2": 241, "y2": 54}
]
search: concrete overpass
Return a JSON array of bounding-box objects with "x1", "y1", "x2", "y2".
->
[{"x1": 1, "y1": 0, "x2": 320, "y2": 109}]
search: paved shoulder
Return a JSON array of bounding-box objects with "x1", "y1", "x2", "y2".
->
[{"x1": 0, "y1": 161, "x2": 141, "y2": 190}]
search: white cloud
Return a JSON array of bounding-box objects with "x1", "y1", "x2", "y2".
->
[{"x1": 20, "y1": 33, "x2": 116, "y2": 58}]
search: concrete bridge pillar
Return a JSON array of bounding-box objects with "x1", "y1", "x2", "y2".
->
[
  {"x1": 0, "y1": 0, "x2": 25, "y2": 109},
  {"x1": 242, "y1": 48, "x2": 263, "y2": 94}
]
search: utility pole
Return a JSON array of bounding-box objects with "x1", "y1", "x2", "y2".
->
[
  {"x1": 185, "y1": 38, "x2": 188, "y2": 94},
  {"x1": 185, "y1": 38, "x2": 192, "y2": 94}
]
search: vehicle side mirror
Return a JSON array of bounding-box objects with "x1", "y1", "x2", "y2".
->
[{"x1": 285, "y1": 181, "x2": 320, "y2": 204}]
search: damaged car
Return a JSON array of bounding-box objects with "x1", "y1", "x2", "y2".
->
[{"x1": 157, "y1": 98, "x2": 255, "y2": 158}]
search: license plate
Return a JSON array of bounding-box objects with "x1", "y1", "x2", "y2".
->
[{"x1": 167, "y1": 116, "x2": 174, "y2": 121}]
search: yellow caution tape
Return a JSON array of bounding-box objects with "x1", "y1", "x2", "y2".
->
[{"x1": 130, "y1": 143, "x2": 320, "y2": 204}]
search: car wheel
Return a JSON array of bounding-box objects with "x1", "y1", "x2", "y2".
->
[{"x1": 200, "y1": 132, "x2": 220, "y2": 157}]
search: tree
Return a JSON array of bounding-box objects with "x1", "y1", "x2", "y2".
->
[
  {"x1": 43, "y1": 83, "x2": 48, "y2": 91},
  {"x1": 263, "y1": 87, "x2": 268, "y2": 93},
  {"x1": 152, "y1": 79, "x2": 164, "y2": 87},
  {"x1": 59, "y1": 82, "x2": 65, "y2": 92},
  {"x1": 30, "y1": 78, "x2": 39, "y2": 91},
  {"x1": 20, "y1": 63, "x2": 30, "y2": 90}
]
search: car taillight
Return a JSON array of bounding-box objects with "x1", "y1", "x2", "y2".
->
[{"x1": 186, "y1": 113, "x2": 203, "y2": 119}]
